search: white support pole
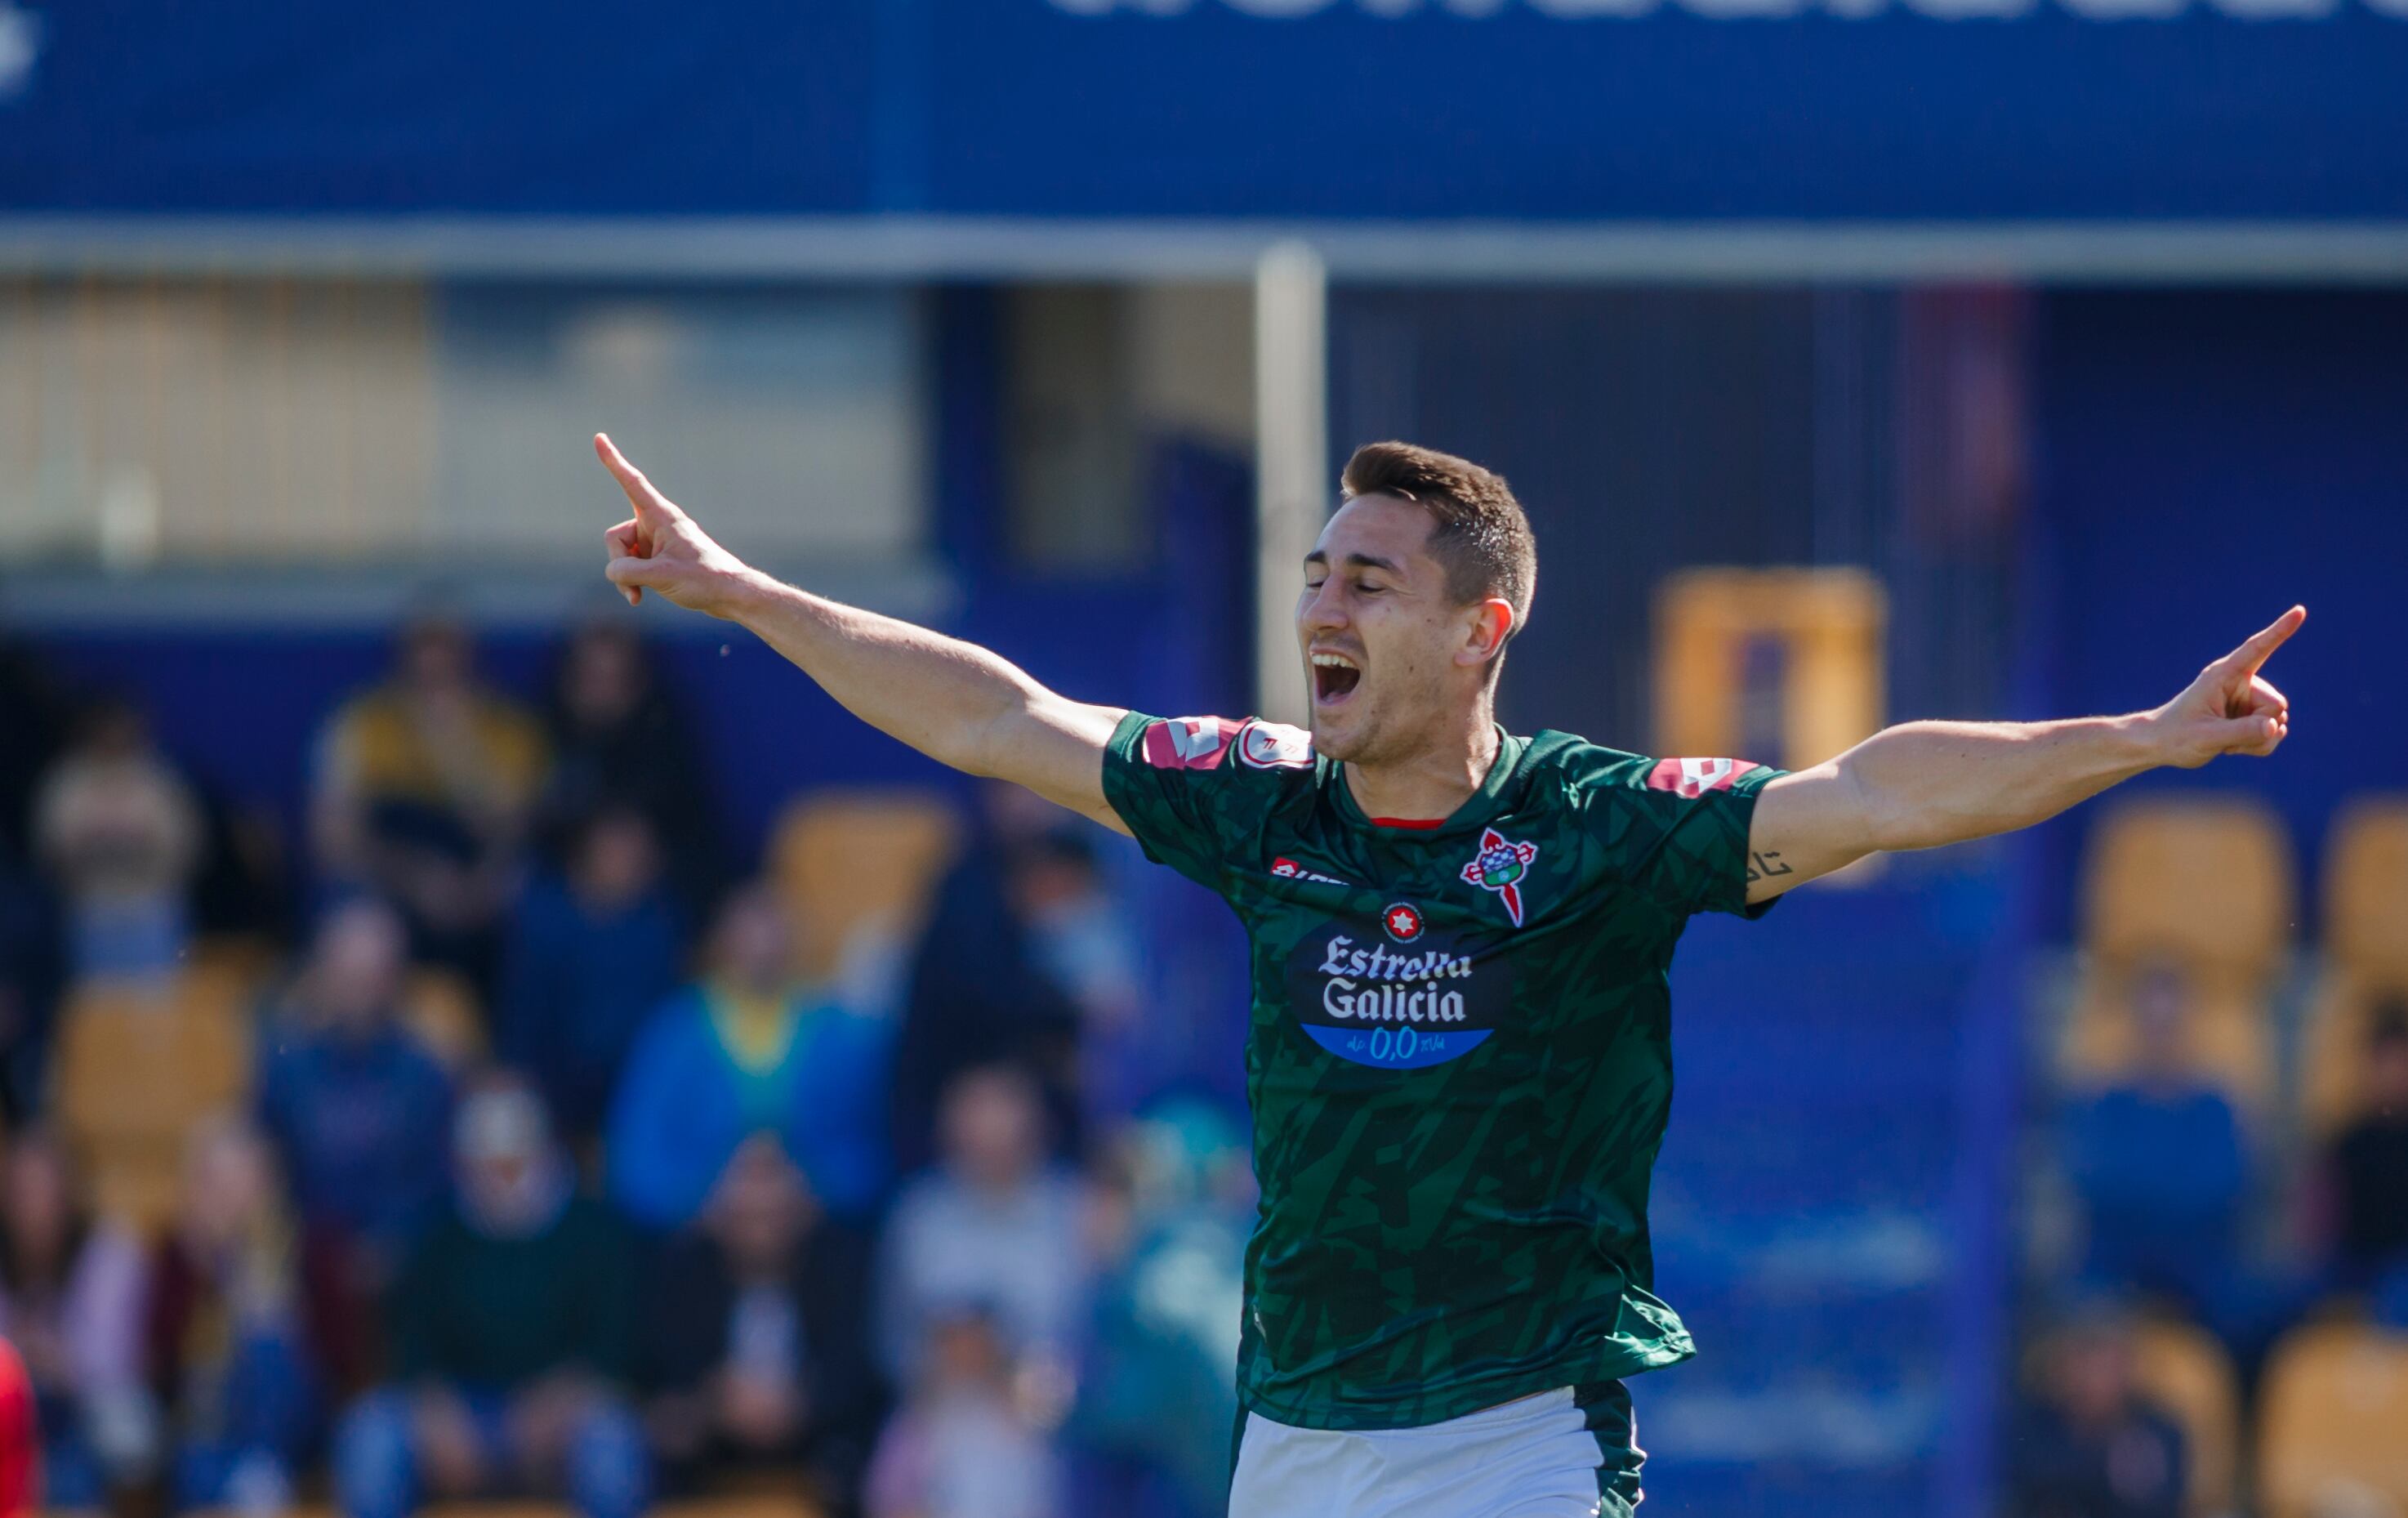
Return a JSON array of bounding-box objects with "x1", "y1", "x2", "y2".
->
[{"x1": 1253, "y1": 239, "x2": 1327, "y2": 726}]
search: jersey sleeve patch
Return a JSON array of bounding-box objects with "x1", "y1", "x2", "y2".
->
[
  {"x1": 1237, "y1": 719, "x2": 1316, "y2": 770},
  {"x1": 1139, "y1": 716, "x2": 1246, "y2": 770},
  {"x1": 1644, "y1": 757, "x2": 1759, "y2": 799}
]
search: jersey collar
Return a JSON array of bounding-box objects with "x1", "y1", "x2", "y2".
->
[{"x1": 1327, "y1": 727, "x2": 1527, "y2": 838}]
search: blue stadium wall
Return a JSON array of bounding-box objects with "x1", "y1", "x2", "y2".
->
[
  {"x1": 7, "y1": 0, "x2": 2408, "y2": 221},
  {"x1": 2022, "y1": 288, "x2": 2408, "y2": 940}
]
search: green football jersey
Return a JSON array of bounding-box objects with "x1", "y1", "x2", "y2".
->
[{"x1": 1101, "y1": 711, "x2": 1784, "y2": 1431}]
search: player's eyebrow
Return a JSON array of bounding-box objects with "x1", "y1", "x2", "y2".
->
[{"x1": 1303, "y1": 550, "x2": 1405, "y2": 577}]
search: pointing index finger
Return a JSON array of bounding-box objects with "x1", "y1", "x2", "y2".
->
[
  {"x1": 594, "y1": 432, "x2": 668, "y2": 522},
  {"x1": 2229, "y1": 605, "x2": 2306, "y2": 675}
]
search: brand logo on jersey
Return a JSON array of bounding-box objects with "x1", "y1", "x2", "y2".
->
[
  {"x1": 1237, "y1": 719, "x2": 1314, "y2": 770},
  {"x1": 1644, "y1": 757, "x2": 1758, "y2": 798},
  {"x1": 1286, "y1": 919, "x2": 1503, "y2": 1071},
  {"x1": 1140, "y1": 716, "x2": 1244, "y2": 770},
  {"x1": 1460, "y1": 827, "x2": 1541, "y2": 926},
  {"x1": 1272, "y1": 857, "x2": 1351, "y2": 887}
]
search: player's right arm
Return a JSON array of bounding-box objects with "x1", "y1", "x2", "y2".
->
[{"x1": 593, "y1": 434, "x2": 1132, "y2": 835}]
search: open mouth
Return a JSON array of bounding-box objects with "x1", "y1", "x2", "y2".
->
[{"x1": 1311, "y1": 651, "x2": 1362, "y2": 705}]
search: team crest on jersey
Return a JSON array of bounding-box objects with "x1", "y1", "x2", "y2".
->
[
  {"x1": 1380, "y1": 903, "x2": 1425, "y2": 944},
  {"x1": 1645, "y1": 757, "x2": 1757, "y2": 798},
  {"x1": 1460, "y1": 827, "x2": 1540, "y2": 926},
  {"x1": 1237, "y1": 720, "x2": 1315, "y2": 770}
]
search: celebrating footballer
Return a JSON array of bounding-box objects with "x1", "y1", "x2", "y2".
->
[{"x1": 595, "y1": 431, "x2": 2299, "y2": 1518}]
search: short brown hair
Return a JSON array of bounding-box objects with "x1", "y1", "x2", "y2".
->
[{"x1": 1340, "y1": 441, "x2": 1537, "y2": 635}]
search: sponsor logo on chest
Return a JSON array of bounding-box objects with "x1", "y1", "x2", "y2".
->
[{"x1": 1282, "y1": 913, "x2": 1511, "y2": 1071}]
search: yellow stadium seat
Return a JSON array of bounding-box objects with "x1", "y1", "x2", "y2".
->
[
  {"x1": 84, "y1": 1141, "x2": 183, "y2": 1236},
  {"x1": 404, "y1": 967, "x2": 488, "y2": 1073},
  {"x1": 2083, "y1": 797, "x2": 2296, "y2": 984},
  {"x1": 2327, "y1": 798, "x2": 2408, "y2": 985},
  {"x1": 2257, "y1": 1321, "x2": 2408, "y2": 1518},
  {"x1": 58, "y1": 980, "x2": 251, "y2": 1143},
  {"x1": 2059, "y1": 971, "x2": 2276, "y2": 1114},
  {"x1": 2132, "y1": 1316, "x2": 2241, "y2": 1518},
  {"x1": 2299, "y1": 967, "x2": 2408, "y2": 1136},
  {"x1": 768, "y1": 790, "x2": 958, "y2": 981},
  {"x1": 1653, "y1": 567, "x2": 1887, "y2": 772},
  {"x1": 56, "y1": 974, "x2": 254, "y2": 1235},
  {"x1": 184, "y1": 933, "x2": 279, "y2": 989}
]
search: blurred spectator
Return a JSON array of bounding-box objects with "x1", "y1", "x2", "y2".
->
[
  {"x1": 609, "y1": 886, "x2": 888, "y2": 1229},
  {"x1": 334, "y1": 1075, "x2": 644, "y2": 1518},
  {"x1": 537, "y1": 618, "x2": 725, "y2": 916},
  {"x1": 311, "y1": 614, "x2": 548, "y2": 985},
  {"x1": 642, "y1": 1136, "x2": 882, "y2": 1512},
  {"x1": 0, "y1": 632, "x2": 70, "y2": 864},
  {"x1": 2061, "y1": 965, "x2": 2250, "y2": 1313},
  {"x1": 864, "y1": 1305, "x2": 1064, "y2": 1518},
  {"x1": 0, "y1": 1337, "x2": 34, "y2": 1518},
  {"x1": 498, "y1": 808, "x2": 685, "y2": 1149},
  {"x1": 893, "y1": 788, "x2": 1136, "y2": 1173},
  {"x1": 257, "y1": 900, "x2": 454, "y2": 1393},
  {"x1": 2009, "y1": 1305, "x2": 2187, "y2": 1518},
  {"x1": 0, "y1": 865, "x2": 62, "y2": 1125},
  {"x1": 33, "y1": 696, "x2": 203, "y2": 980},
  {"x1": 187, "y1": 781, "x2": 297, "y2": 951},
  {"x1": 1068, "y1": 1101, "x2": 1249, "y2": 1518},
  {"x1": 0, "y1": 1128, "x2": 157, "y2": 1507},
  {"x1": 259, "y1": 902, "x2": 454, "y2": 1257},
  {"x1": 877, "y1": 1065, "x2": 1086, "y2": 1392},
  {"x1": 2316, "y1": 1002, "x2": 2408, "y2": 1292},
  {"x1": 2375, "y1": 1258, "x2": 2408, "y2": 1334},
  {"x1": 145, "y1": 1116, "x2": 316, "y2": 1514}
]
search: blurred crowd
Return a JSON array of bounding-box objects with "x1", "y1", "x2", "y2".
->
[
  {"x1": 2013, "y1": 884, "x2": 2408, "y2": 1516},
  {"x1": 0, "y1": 614, "x2": 1252, "y2": 1518}
]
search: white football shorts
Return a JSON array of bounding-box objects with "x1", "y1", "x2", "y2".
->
[{"x1": 1229, "y1": 1380, "x2": 1643, "y2": 1518}]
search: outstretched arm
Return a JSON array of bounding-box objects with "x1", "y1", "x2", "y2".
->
[
  {"x1": 594, "y1": 435, "x2": 1130, "y2": 833},
  {"x1": 1741, "y1": 606, "x2": 2304, "y2": 904}
]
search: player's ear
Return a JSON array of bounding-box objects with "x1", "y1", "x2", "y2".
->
[{"x1": 1456, "y1": 598, "x2": 1515, "y2": 671}]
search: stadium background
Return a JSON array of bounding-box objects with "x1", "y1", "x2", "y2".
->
[{"x1": 1, "y1": 2, "x2": 2406, "y2": 1516}]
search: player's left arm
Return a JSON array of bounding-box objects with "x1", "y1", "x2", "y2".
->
[{"x1": 1740, "y1": 605, "x2": 2304, "y2": 904}]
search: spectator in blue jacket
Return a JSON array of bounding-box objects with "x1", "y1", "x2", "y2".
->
[
  {"x1": 497, "y1": 808, "x2": 685, "y2": 1148},
  {"x1": 2062, "y1": 964, "x2": 2250, "y2": 1315},
  {"x1": 609, "y1": 885, "x2": 889, "y2": 1230},
  {"x1": 260, "y1": 900, "x2": 455, "y2": 1261}
]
